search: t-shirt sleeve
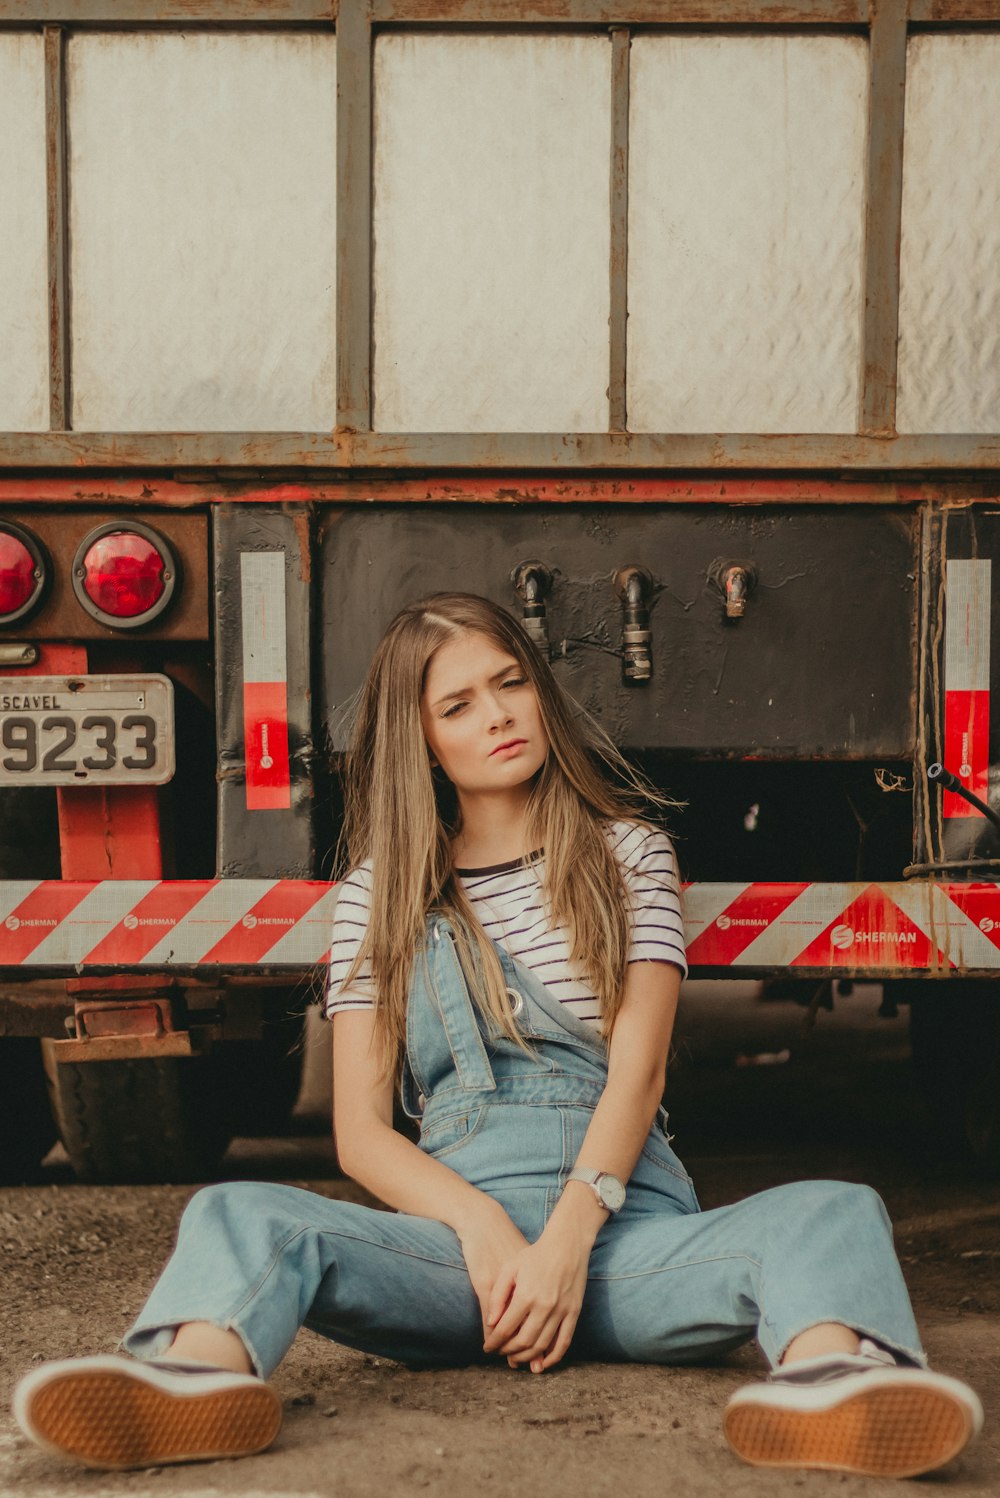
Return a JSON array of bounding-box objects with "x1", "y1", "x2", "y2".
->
[
  {"x1": 324, "y1": 863, "x2": 377, "y2": 1019},
  {"x1": 615, "y1": 823, "x2": 687, "y2": 978}
]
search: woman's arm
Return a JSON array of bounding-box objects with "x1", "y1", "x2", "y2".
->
[
  {"x1": 332, "y1": 1010, "x2": 529, "y2": 1325},
  {"x1": 482, "y1": 959, "x2": 681, "y2": 1372}
]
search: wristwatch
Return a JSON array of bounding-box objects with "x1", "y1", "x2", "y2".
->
[{"x1": 565, "y1": 1166, "x2": 626, "y2": 1214}]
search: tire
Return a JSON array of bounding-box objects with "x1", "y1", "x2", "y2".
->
[
  {"x1": 43, "y1": 1045, "x2": 233, "y2": 1185},
  {"x1": 909, "y1": 982, "x2": 1000, "y2": 1172},
  {"x1": 0, "y1": 1038, "x2": 58, "y2": 1183}
]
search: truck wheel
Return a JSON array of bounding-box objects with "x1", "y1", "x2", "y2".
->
[
  {"x1": 0, "y1": 1038, "x2": 58, "y2": 1183},
  {"x1": 909, "y1": 983, "x2": 1000, "y2": 1172},
  {"x1": 43, "y1": 1047, "x2": 233, "y2": 1185}
]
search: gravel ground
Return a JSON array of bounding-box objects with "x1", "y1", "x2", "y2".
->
[{"x1": 2, "y1": 983, "x2": 998, "y2": 1498}]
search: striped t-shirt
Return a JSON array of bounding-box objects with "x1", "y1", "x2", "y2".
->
[{"x1": 325, "y1": 821, "x2": 686, "y2": 1030}]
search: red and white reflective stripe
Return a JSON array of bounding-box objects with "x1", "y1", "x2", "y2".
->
[
  {"x1": 241, "y1": 551, "x2": 291, "y2": 812},
  {"x1": 5, "y1": 879, "x2": 1000, "y2": 973},
  {"x1": 943, "y1": 559, "x2": 991, "y2": 819},
  {"x1": 683, "y1": 880, "x2": 1000, "y2": 969},
  {"x1": 0, "y1": 881, "x2": 337, "y2": 968}
]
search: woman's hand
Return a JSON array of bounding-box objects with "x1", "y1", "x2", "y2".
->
[
  {"x1": 457, "y1": 1207, "x2": 530, "y2": 1337},
  {"x1": 481, "y1": 1224, "x2": 592, "y2": 1374}
]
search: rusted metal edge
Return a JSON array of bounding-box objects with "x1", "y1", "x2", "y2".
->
[
  {"x1": 336, "y1": 0, "x2": 372, "y2": 432},
  {"x1": 3, "y1": 431, "x2": 1000, "y2": 468},
  {"x1": 609, "y1": 27, "x2": 629, "y2": 433},
  {"x1": 0, "y1": 2, "x2": 336, "y2": 21},
  {"x1": 43, "y1": 26, "x2": 69, "y2": 432},
  {"x1": 369, "y1": 0, "x2": 870, "y2": 22},
  {"x1": 0, "y1": 476, "x2": 985, "y2": 503},
  {"x1": 857, "y1": 0, "x2": 906, "y2": 436},
  {"x1": 908, "y1": 0, "x2": 1000, "y2": 17}
]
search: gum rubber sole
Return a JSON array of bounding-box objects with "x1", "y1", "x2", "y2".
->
[
  {"x1": 724, "y1": 1383, "x2": 974, "y2": 1478},
  {"x1": 22, "y1": 1367, "x2": 283, "y2": 1470}
]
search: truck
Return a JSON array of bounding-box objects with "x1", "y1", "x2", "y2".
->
[{"x1": 2, "y1": 0, "x2": 999, "y2": 1184}]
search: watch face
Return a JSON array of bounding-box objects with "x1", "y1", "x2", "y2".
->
[{"x1": 599, "y1": 1174, "x2": 626, "y2": 1211}]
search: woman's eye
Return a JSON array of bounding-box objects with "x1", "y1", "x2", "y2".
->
[
  {"x1": 441, "y1": 701, "x2": 465, "y2": 718},
  {"x1": 501, "y1": 676, "x2": 526, "y2": 690}
]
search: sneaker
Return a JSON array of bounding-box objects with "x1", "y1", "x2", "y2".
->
[
  {"x1": 724, "y1": 1363, "x2": 984, "y2": 1478},
  {"x1": 13, "y1": 1355, "x2": 283, "y2": 1470}
]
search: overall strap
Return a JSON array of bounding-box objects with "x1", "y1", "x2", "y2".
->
[{"x1": 410, "y1": 916, "x2": 497, "y2": 1095}]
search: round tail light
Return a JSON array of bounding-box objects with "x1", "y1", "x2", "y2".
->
[
  {"x1": 72, "y1": 522, "x2": 177, "y2": 628},
  {"x1": 0, "y1": 522, "x2": 46, "y2": 624}
]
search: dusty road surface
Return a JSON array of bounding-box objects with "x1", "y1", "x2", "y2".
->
[{"x1": 2, "y1": 983, "x2": 998, "y2": 1498}]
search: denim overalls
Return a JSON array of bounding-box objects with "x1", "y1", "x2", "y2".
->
[{"x1": 125, "y1": 918, "x2": 925, "y2": 1378}]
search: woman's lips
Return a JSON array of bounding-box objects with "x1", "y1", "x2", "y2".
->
[{"x1": 490, "y1": 739, "x2": 527, "y2": 757}]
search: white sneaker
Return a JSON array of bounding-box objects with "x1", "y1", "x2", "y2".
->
[
  {"x1": 724, "y1": 1362, "x2": 984, "y2": 1478},
  {"x1": 13, "y1": 1355, "x2": 282, "y2": 1470}
]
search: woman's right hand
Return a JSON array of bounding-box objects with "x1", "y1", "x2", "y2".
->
[{"x1": 457, "y1": 1206, "x2": 530, "y2": 1336}]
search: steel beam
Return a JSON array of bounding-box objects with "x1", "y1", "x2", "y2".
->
[
  {"x1": 3, "y1": 431, "x2": 1000, "y2": 469},
  {"x1": 858, "y1": 0, "x2": 907, "y2": 436},
  {"x1": 43, "y1": 25, "x2": 69, "y2": 432},
  {"x1": 335, "y1": 0, "x2": 372, "y2": 432},
  {"x1": 609, "y1": 27, "x2": 630, "y2": 434},
  {"x1": 0, "y1": 2, "x2": 335, "y2": 20}
]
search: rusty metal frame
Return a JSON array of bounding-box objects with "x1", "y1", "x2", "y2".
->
[
  {"x1": 43, "y1": 25, "x2": 70, "y2": 430},
  {"x1": 608, "y1": 26, "x2": 629, "y2": 433},
  {"x1": 4, "y1": 431, "x2": 1000, "y2": 468},
  {"x1": 857, "y1": 0, "x2": 907, "y2": 436},
  {"x1": 336, "y1": 0, "x2": 372, "y2": 432},
  {"x1": 4, "y1": 0, "x2": 1000, "y2": 470}
]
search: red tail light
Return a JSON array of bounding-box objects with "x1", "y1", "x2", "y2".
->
[
  {"x1": 0, "y1": 523, "x2": 46, "y2": 623},
  {"x1": 72, "y1": 523, "x2": 177, "y2": 628}
]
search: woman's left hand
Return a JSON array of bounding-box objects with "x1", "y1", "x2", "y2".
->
[{"x1": 481, "y1": 1228, "x2": 591, "y2": 1373}]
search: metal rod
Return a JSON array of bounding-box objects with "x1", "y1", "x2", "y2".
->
[{"x1": 43, "y1": 24, "x2": 70, "y2": 431}]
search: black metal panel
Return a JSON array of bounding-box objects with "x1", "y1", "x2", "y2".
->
[
  {"x1": 213, "y1": 505, "x2": 316, "y2": 877},
  {"x1": 319, "y1": 505, "x2": 917, "y2": 759}
]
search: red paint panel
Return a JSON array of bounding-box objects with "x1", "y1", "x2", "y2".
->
[
  {"x1": 57, "y1": 786, "x2": 163, "y2": 880},
  {"x1": 791, "y1": 886, "x2": 948, "y2": 970},
  {"x1": 943, "y1": 689, "x2": 990, "y2": 817},
  {"x1": 943, "y1": 883, "x2": 1000, "y2": 951},
  {"x1": 0, "y1": 882, "x2": 93, "y2": 963},
  {"x1": 243, "y1": 681, "x2": 291, "y2": 810},
  {"x1": 685, "y1": 884, "x2": 807, "y2": 965},
  {"x1": 82, "y1": 882, "x2": 214, "y2": 965},
  {"x1": 200, "y1": 880, "x2": 331, "y2": 964}
]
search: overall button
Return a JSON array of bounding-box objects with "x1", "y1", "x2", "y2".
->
[{"x1": 505, "y1": 986, "x2": 525, "y2": 1018}]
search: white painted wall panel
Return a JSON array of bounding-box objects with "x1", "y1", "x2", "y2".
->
[
  {"x1": 0, "y1": 34, "x2": 49, "y2": 432},
  {"x1": 373, "y1": 34, "x2": 610, "y2": 433},
  {"x1": 898, "y1": 37, "x2": 1000, "y2": 434},
  {"x1": 628, "y1": 36, "x2": 867, "y2": 434},
  {"x1": 69, "y1": 33, "x2": 336, "y2": 432}
]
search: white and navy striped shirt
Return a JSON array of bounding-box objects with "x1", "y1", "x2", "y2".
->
[{"x1": 325, "y1": 821, "x2": 686, "y2": 1030}]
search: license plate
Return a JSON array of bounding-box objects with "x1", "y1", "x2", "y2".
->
[{"x1": 0, "y1": 675, "x2": 174, "y2": 787}]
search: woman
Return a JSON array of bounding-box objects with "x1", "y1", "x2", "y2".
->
[{"x1": 14, "y1": 593, "x2": 982, "y2": 1477}]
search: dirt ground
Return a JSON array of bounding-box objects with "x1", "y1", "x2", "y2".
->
[{"x1": 2, "y1": 983, "x2": 999, "y2": 1498}]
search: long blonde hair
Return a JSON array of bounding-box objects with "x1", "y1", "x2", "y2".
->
[{"x1": 337, "y1": 593, "x2": 679, "y2": 1077}]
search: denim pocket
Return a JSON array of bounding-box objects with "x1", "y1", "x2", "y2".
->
[{"x1": 419, "y1": 1108, "x2": 486, "y2": 1159}]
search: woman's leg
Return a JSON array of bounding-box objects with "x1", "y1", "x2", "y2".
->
[
  {"x1": 124, "y1": 1180, "x2": 484, "y2": 1375},
  {"x1": 578, "y1": 1179, "x2": 923, "y2": 1368},
  {"x1": 575, "y1": 1178, "x2": 982, "y2": 1477},
  {"x1": 14, "y1": 1181, "x2": 485, "y2": 1470}
]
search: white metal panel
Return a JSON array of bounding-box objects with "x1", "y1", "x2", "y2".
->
[
  {"x1": 0, "y1": 34, "x2": 49, "y2": 432},
  {"x1": 373, "y1": 34, "x2": 610, "y2": 434},
  {"x1": 898, "y1": 37, "x2": 1000, "y2": 435},
  {"x1": 68, "y1": 33, "x2": 336, "y2": 432},
  {"x1": 628, "y1": 36, "x2": 867, "y2": 434}
]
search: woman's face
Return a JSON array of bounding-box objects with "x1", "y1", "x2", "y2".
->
[{"x1": 420, "y1": 631, "x2": 549, "y2": 800}]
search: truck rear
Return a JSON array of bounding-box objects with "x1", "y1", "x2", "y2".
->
[{"x1": 2, "y1": 1, "x2": 999, "y2": 1181}]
